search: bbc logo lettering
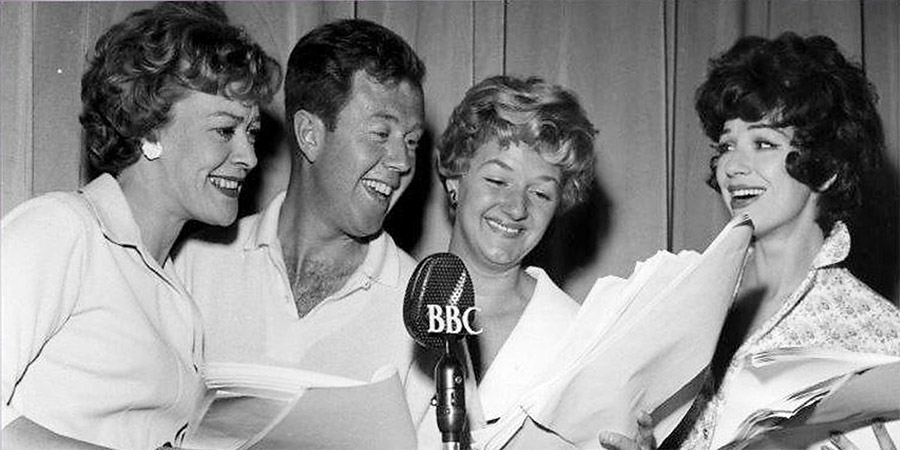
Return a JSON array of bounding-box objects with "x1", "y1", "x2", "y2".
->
[{"x1": 425, "y1": 305, "x2": 482, "y2": 335}]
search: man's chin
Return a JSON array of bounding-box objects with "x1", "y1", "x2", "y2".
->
[
  {"x1": 350, "y1": 229, "x2": 383, "y2": 244},
  {"x1": 349, "y1": 217, "x2": 386, "y2": 241}
]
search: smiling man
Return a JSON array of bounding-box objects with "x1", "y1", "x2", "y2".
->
[{"x1": 175, "y1": 19, "x2": 425, "y2": 382}]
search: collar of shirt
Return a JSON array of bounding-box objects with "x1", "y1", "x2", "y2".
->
[
  {"x1": 79, "y1": 174, "x2": 180, "y2": 276},
  {"x1": 684, "y1": 221, "x2": 857, "y2": 450},
  {"x1": 77, "y1": 173, "x2": 199, "y2": 364},
  {"x1": 79, "y1": 173, "x2": 192, "y2": 299},
  {"x1": 241, "y1": 191, "x2": 405, "y2": 292},
  {"x1": 79, "y1": 173, "x2": 145, "y2": 248},
  {"x1": 811, "y1": 220, "x2": 850, "y2": 270},
  {"x1": 732, "y1": 220, "x2": 852, "y2": 364},
  {"x1": 477, "y1": 266, "x2": 579, "y2": 421}
]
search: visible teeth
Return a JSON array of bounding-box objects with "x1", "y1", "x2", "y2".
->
[
  {"x1": 363, "y1": 179, "x2": 393, "y2": 197},
  {"x1": 210, "y1": 176, "x2": 241, "y2": 191},
  {"x1": 487, "y1": 218, "x2": 521, "y2": 235},
  {"x1": 731, "y1": 188, "x2": 765, "y2": 198}
]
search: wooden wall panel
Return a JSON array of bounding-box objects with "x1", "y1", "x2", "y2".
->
[{"x1": 0, "y1": 2, "x2": 34, "y2": 216}]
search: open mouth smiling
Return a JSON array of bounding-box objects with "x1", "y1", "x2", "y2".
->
[
  {"x1": 209, "y1": 175, "x2": 244, "y2": 198},
  {"x1": 362, "y1": 179, "x2": 395, "y2": 200},
  {"x1": 486, "y1": 217, "x2": 523, "y2": 237},
  {"x1": 729, "y1": 186, "x2": 765, "y2": 210}
]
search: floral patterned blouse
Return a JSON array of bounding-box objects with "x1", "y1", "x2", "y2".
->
[{"x1": 677, "y1": 221, "x2": 900, "y2": 450}]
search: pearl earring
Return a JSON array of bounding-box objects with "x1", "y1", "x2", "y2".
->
[{"x1": 141, "y1": 141, "x2": 163, "y2": 161}]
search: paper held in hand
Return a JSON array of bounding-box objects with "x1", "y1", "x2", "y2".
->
[
  {"x1": 712, "y1": 348, "x2": 900, "y2": 450},
  {"x1": 181, "y1": 363, "x2": 417, "y2": 450},
  {"x1": 472, "y1": 214, "x2": 754, "y2": 450}
]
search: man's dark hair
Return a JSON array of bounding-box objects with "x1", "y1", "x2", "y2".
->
[{"x1": 284, "y1": 19, "x2": 425, "y2": 134}]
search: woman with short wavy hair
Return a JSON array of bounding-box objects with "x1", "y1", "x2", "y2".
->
[
  {"x1": 437, "y1": 75, "x2": 596, "y2": 214},
  {"x1": 411, "y1": 75, "x2": 597, "y2": 448},
  {"x1": 1, "y1": 3, "x2": 281, "y2": 449}
]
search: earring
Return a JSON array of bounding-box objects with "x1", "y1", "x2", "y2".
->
[
  {"x1": 448, "y1": 189, "x2": 458, "y2": 206},
  {"x1": 141, "y1": 141, "x2": 163, "y2": 161}
]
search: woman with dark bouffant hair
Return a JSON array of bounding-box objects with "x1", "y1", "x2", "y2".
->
[
  {"x1": 1, "y1": 3, "x2": 280, "y2": 449},
  {"x1": 600, "y1": 32, "x2": 899, "y2": 450},
  {"x1": 681, "y1": 31, "x2": 900, "y2": 450}
]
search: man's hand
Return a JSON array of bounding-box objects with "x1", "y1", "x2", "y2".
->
[
  {"x1": 821, "y1": 421, "x2": 897, "y2": 450},
  {"x1": 598, "y1": 411, "x2": 656, "y2": 450}
]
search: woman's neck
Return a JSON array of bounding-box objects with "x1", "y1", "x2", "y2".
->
[
  {"x1": 117, "y1": 169, "x2": 186, "y2": 266},
  {"x1": 741, "y1": 218, "x2": 825, "y2": 332},
  {"x1": 471, "y1": 266, "x2": 529, "y2": 313},
  {"x1": 710, "y1": 218, "x2": 826, "y2": 382},
  {"x1": 462, "y1": 262, "x2": 535, "y2": 380},
  {"x1": 445, "y1": 231, "x2": 534, "y2": 316}
]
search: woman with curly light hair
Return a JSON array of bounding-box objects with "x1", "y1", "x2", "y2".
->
[
  {"x1": 410, "y1": 74, "x2": 597, "y2": 448},
  {"x1": 1, "y1": 3, "x2": 281, "y2": 449}
]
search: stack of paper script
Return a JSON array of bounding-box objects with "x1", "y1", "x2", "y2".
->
[
  {"x1": 182, "y1": 363, "x2": 417, "y2": 450},
  {"x1": 472, "y1": 214, "x2": 754, "y2": 449},
  {"x1": 712, "y1": 348, "x2": 900, "y2": 450}
]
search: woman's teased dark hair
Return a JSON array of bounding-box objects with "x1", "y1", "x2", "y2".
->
[
  {"x1": 695, "y1": 32, "x2": 885, "y2": 232},
  {"x1": 437, "y1": 75, "x2": 597, "y2": 212},
  {"x1": 80, "y1": 2, "x2": 282, "y2": 175}
]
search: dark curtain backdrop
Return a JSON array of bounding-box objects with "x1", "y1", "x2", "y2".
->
[{"x1": 2, "y1": 1, "x2": 898, "y2": 303}]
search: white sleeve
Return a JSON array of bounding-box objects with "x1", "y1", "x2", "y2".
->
[{"x1": 1, "y1": 196, "x2": 87, "y2": 428}]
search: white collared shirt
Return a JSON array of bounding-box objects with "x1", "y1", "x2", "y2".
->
[
  {"x1": 1, "y1": 174, "x2": 205, "y2": 450},
  {"x1": 175, "y1": 192, "x2": 419, "y2": 382},
  {"x1": 409, "y1": 267, "x2": 579, "y2": 449}
]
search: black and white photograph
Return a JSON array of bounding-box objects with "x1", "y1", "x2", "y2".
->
[{"x1": 1, "y1": 1, "x2": 898, "y2": 449}]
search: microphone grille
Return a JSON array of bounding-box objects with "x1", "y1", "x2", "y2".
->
[{"x1": 403, "y1": 252, "x2": 475, "y2": 348}]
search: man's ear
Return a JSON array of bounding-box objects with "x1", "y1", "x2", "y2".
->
[
  {"x1": 293, "y1": 110, "x2": 325, "y2": 163},
  {"x1": 444, "y1": 178, "x2": 459, "y2": 193},
  {"x1": 444, "y1": 178, "x2": 460, "y2": 204}
]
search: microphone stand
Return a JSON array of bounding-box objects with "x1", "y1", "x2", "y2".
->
[{"x1": 435, "y1": 339, "x2": 466, "y2": 450}]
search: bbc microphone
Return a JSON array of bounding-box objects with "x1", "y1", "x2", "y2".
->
[{"x1": 404, "y1": 252, "x2": 480, "y2": 450}]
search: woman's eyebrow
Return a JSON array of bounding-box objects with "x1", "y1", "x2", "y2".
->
[
  {"x1": 207, "y1": 111, "x2": 245, "y2": 121},
  {"x1": 478, "y1": 158, "x2": 513, "y2": 171},
  {"x1": 747, "y1": 123, "x2": 791, "y2": 138}
]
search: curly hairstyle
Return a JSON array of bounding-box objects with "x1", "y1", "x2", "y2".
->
[
  {"x1": 284, "y1": 19, "x2": 425, "y2": 134},
  {"x1": 80, "y1": 2, "x2": 282, "y2": 176},
  {"x1": 437, "y1": 75, "x2": 597, "y2": 212},
  {"x1": 695, "y1": 32, "x2": 885, "y2": 232}
]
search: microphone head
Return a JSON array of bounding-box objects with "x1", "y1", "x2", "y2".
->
[{"x1": 403, "y1": 252, "x2": 476, "y2": 349}]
